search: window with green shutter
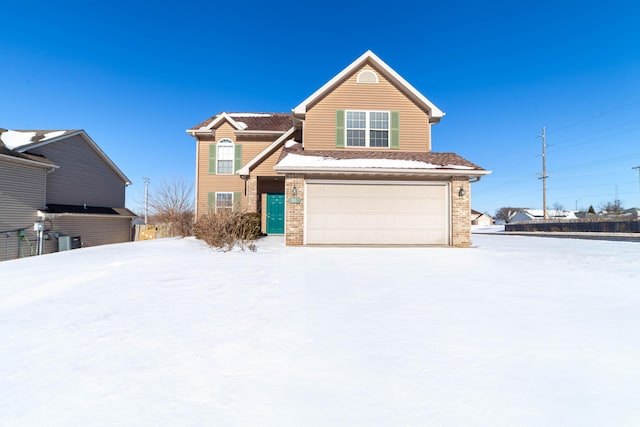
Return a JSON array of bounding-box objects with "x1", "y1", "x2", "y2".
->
[
  {"x1": 207, "y1": 192, "x2": 216, "y2": 212},
  {"x1": 234, "y1": 144, "x2": 243, "y2": 174},
  {"x1": 214, "y1": 192, "x2": 233, "y2": 212},
  {"x1": 208, "y1": 145, "x2": 216, "y2": 174},
  {"x1": 390, "y1": 111, "x2": 400, "y2": 149},
  {"x1": 336, "y1": 110, "x2": 345, "y2": 148},
  {"x1": 339, "y1": 110, "x2": 396, "y2": 148},
  {"x1": 233, "y1": 191, "x2": 242, "y2": 212},
  {"x1": 216, "y1": 139, "x2": 234, "y2": 174}
]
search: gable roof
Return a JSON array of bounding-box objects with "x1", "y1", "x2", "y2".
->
[
  {"x1": 188, "y1": 112, "x2": 292, "y2": 133},
  {"x1": 293, "y1": 50, "x2": 445, "y2": 121},
  {"x1": 0, "y1": 129, "x2": 131, "y2": 185},
  {"x1": 471, "y1": 209, "x2": 492, "y2": 219}
]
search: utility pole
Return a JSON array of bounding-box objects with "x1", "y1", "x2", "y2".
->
[
  {"x1": 538, "y1": 127, "x2": 548, "y2": 219},
  {"x1": 633, "y1": 166, "x2": 640, "y2": 194},
  {"x1": 143, "y1": 177, "x2": 150, "y2": 224}
]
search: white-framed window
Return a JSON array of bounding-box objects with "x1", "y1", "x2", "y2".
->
[
  {"x1": 217, "y1": 138, "x2": 234, "y2": 174},
  {"x1": 215, "y1": 192, "x2": 233, "y2": 211},
  {"x1": 356, "y1": 70, "x2": 378, "y2": 84},
  {"x1": 346, "y1": 111, "x2": 389, "y2": 148}
]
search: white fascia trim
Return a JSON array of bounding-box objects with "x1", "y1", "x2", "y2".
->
[
  {"x1": 237, "y1": 127, "x2": 297, "y2": 175},
  {"x1": 275, "y1": 165, "x2": 492, "y2": 177},
  {"x1": 293, "y1": 50, "x2": 444, "y2": 118},
  {"x1": 0, "y1": 154, "x2": 59, "y2": 171},
  {"x1": 16, "y1": 130, "x2": 132, "y2": 186},
  {"x1": 203, "y1": 113, "x2": 246, "y2": 131}
]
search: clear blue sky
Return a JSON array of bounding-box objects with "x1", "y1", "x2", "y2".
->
[{"x1": 3, "y1": 0, "x2": 640, "y2": 215}]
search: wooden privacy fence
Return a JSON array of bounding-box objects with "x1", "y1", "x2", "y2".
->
[
  {"x1": 133, "y1": 224, "x2": 178, "y2": 241},
  {"x1": 506, "y1": 219, "x2": 640, "y2": 233}
]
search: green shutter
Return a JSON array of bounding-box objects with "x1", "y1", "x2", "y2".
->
[
  {"x1": 390, "y1": 111, "x2": 400, "y2": 149},
  {"x1": 233, "y1": 192, "x2": 242, "y2": 212},
  {"x1": 234, "y1": 144, "x2": 243, "y2": 174},
  {"x1": 209, "y1": 144, "x2": 217, "y2": 174},
  {"x1": 208, "y1": 192, "x2": 216, "y2": 213},
  {"x1": 336, "y1": 110, "x2": 345, "y2": 148}
]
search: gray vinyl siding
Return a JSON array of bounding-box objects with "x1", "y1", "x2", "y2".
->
[
  {"x1": 45, "y1": 216, "x2": 132, "y2": 252},
  {"x1": 28, "y1": 134, "x2": 126, "y2": 207},
  {"x1": 0, "y1": 159, "x2": 47, "y2": 261}
]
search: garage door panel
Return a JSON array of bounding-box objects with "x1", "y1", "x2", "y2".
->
[{"x1": 305, "y1": 182, "x2": 449, "y2": 245}]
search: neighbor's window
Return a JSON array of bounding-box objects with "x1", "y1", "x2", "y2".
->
[
  {"x1": 216, "y1": 192, "x2": 233, "y2": 211},
  {"x1": 217, "y1": 139, "x2": 234, "y2": 174},
  {"x1": 346, "y1": 111, "x2": 389, "y2": 148}
]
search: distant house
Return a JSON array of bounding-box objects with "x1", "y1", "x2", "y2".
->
[
  {"x1": 509, "y1": 209, "x2": 577, "y2": 222},
  {"x1": 471, "y1": 209, "x2": 493, "y2": 226},
  {"x1": 0, "y1": 129, "x2": 135, "y2": 261}
]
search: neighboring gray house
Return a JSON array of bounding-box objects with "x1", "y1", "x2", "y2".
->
[{"x1": 0, "y1": 129, "x2": 135, "y2": 261}]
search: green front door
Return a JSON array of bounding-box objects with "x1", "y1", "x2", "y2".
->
[{"x1": 266, "y1": 193, "x2": 285, "y2": 234}]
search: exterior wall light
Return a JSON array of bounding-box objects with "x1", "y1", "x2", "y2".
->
[
  {"x1": 458, "y1": 187, "x2": 466, "y2": 197},
  {"x1": 292, "y1": 185, "x2": 298, "y2": 196}
]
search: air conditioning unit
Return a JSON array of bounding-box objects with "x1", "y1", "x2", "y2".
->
[{"x1": 58, "y1": 235, "x2": 81, "y2": 251}]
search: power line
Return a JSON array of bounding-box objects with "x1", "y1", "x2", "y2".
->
[{"x1": 547, "y1": 95, "x2": 640, "y2": 133}]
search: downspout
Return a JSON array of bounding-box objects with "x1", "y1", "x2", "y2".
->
[{"x1": 194, "y1": 136, "x2": 200, "y2": 218}]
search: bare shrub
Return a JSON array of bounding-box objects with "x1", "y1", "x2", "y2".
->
[{"x1": 194, "y1": 211, "x2": 260, "y2": 251}]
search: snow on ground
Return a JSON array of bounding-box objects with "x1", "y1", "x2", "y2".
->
[{"x1": 0, "y1": 235, "x2": 639, "y2": 426}]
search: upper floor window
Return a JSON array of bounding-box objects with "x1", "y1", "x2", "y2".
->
[
  {"x1": 217, "y1": 138, "x2": 234, "y2": 174},
  {"x1": 346, "y1": 111, "x2": 389, "y2": 148},
  {"x1": 356, "y1": 70, "x2": 378, "y2": 84}
]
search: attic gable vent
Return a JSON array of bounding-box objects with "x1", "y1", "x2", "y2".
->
[{"x1": 356, "y1": 70, "x2": 378, "y2": 84}]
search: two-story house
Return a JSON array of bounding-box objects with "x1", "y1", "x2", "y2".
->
[
  {"x1": 187, "y1": 51, "x2": 490, "y2": 247},
  {"x1": 0, "y1": 129, "x2": 135, "y2": 260}
]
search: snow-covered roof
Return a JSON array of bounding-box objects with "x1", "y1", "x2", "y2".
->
[
  {"x1": 277, "y1": 153, "x2": 475, "y2": 170},
  {"x1": 275, "y1": 147, "x2": 490, "y2": 176},
  {"x1": 0, "y1": 129, "x2": 77, "y2": 150},
  {"x1": 512, "y1": 209, "x2": 578, "y2": 220},
  {"x1": 293, "y1": 50, "x2": 445, "y2": 121}
]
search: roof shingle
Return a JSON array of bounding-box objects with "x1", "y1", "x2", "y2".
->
[
  {"x1": 278, "y1": 144, "x2": 485, "y2": 170},
  {"x1": 190, "y1": 113, "x2": 292, "y2": 132}
]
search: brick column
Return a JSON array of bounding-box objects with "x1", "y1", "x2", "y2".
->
[
  {"x1": 285, "y1": 174, "x2": 305, "y2": 246},
  {"x1": 451, "y1": 177, "x2": 471, "y2": 247},
  {"x1": 245, "y1": 177, "x2": 258, "y2": 212}
]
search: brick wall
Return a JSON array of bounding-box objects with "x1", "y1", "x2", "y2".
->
[
  {"x1": 285, "y1": 174, "x2": 304, "y2": 246},
  {"x1": 450, "y1": 177, "x2": 471, "y2": 247}
]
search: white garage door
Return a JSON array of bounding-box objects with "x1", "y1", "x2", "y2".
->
[{"x1": 305, "y1": 181, "x2": 450, "y2": 245}]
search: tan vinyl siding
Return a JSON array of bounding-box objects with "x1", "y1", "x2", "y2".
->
[
  {"x1": 0, "y1": 160, "x2": 47, "y2": 261},
  {"x1": 252, "y1": 148, "x2": 284, "y2": 176},
  {"x1": 304, "y1": 64, "x2": 432, "y2": 152},
  {"x1": 28, "y1": 134, "x2": 126, "y2": 207},
  {"x1": 196, "y1": 121, "x2": 286, "y2": 216}
]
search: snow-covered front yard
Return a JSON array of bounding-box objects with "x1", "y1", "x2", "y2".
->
[{"x1": 1, "y1": 234, "x2": 639, "y2": 426}]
